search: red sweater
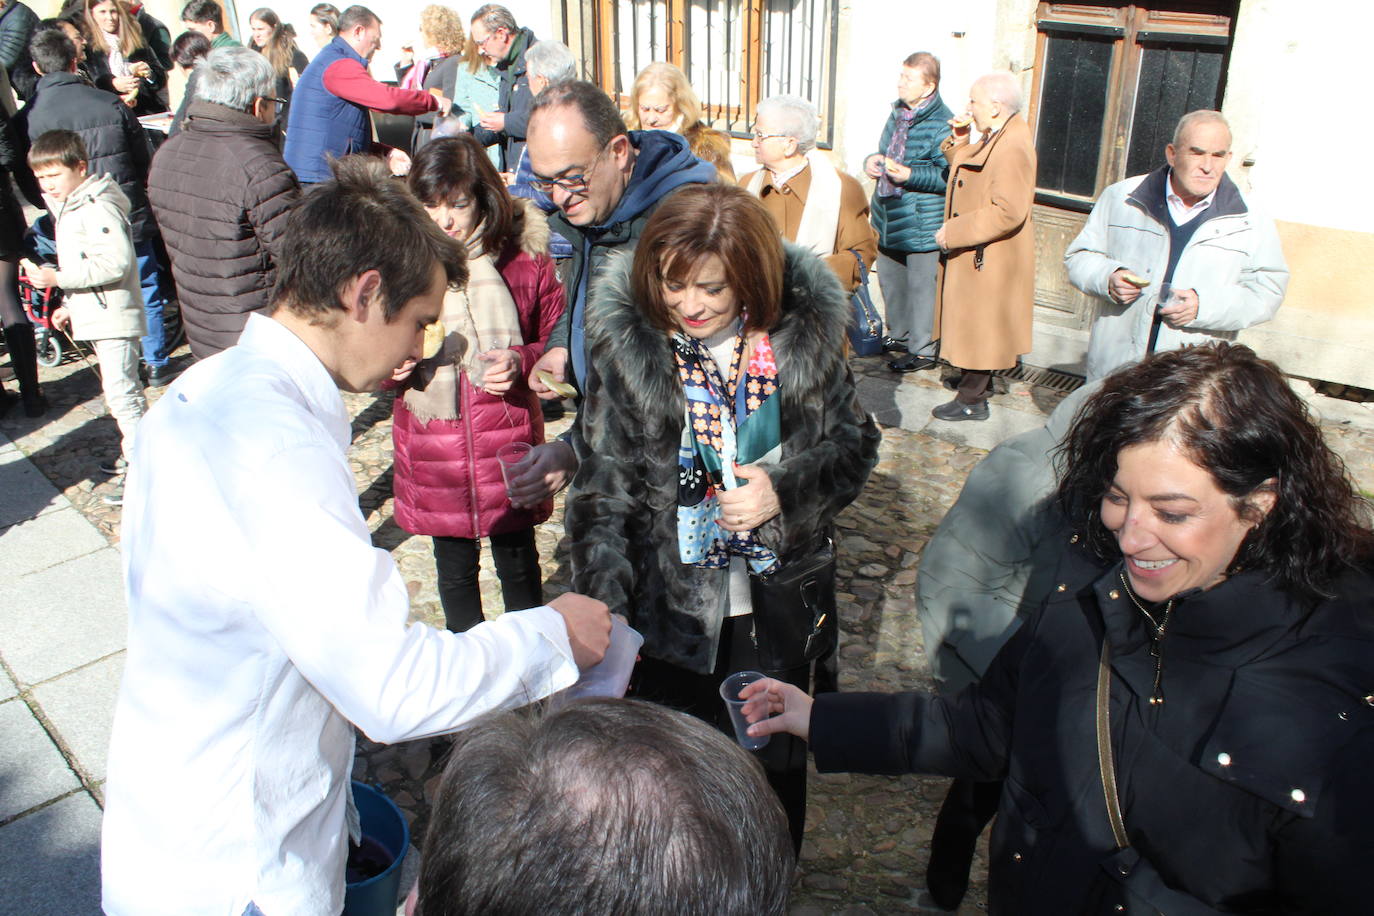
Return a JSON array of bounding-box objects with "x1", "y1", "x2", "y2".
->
[{"x1": 322, "y1": 57, "x2": 437, "y2": 115}]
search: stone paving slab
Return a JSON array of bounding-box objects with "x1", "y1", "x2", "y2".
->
[
  {"x1": 0, "y1": 698, "x2": 80, "y2": 822},
  {"x1": 30, "y1": 653, "x2": 125, "y2": 785},
  {"x1": 0, "y1": 446, "x2": 65, "y2": 529},
  {"x1": 0, "y1": 548, "x2": 127, "y2": 687},
  {"x1": 0, "y1": 507, "x2": 109, "y2": 580},
  {"x1": 0, "y1": 791, "x2": 103, "y2": 916}
]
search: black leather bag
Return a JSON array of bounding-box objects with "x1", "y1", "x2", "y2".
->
[
  {"x1": 846, "y1": 251, "x2": 884, "y2": 357},
  {"x1": 748, "y1": 536, "x2": 838, "y2": 672}
]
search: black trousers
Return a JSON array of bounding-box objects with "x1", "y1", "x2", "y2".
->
[
  {"x1": 432, "y1": 528, "x2": 542, "y2": 633},
  {"x1": 631, "y1": 615, "x2": 812, "y2": 854}
]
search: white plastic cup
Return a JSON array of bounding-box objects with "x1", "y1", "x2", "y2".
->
[
  {"x1": 720, "y1": 670, "x2": 771, "y2": 751},
  {"x1": 496, "y1": 442, "x2": 533, "y2": 497},
  {"x1": 563, "y1": 615, "x2": 643, "y2": 700}
]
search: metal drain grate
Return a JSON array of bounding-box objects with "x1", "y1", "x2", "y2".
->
[{"x1": 994, "y1": 363, "x2": 1084, "y2": 393}]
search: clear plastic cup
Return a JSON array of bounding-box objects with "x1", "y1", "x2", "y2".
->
[
  {"x1": 496, "y1": 442, "x2": 533, "y2": 497},
  {"x1": 720, "y1": 670, "x2": 771, "y2": 751}
]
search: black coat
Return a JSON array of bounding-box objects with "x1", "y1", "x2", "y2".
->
[
  {"x1": 0, "y1": 0, "x2": 37, "y2": 100},
  {"x1": 84, "y1": 43, "x2": 167, "y2": 116},
  {"x1": 567, "y1": 245, "x2": 882, "y2": 673},
  {"x1": 16, "y1": 72, "x2": 157, "y2": 244},
  {"x1": 470, "y1": 26, "x2": 534, "y2": 170},
  {"x1": 812, "y1": 536, "x2": 1374, "y2": 913},
  {"x1": 148, "y1": 101, "x2": 300, "y2": 357}
]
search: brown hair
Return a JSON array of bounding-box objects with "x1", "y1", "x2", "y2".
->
[
  {"x1": 248, "y1": 8, "x2": 298, "y2": 79},
  {"x1": 902, "y1": 50, "x2": 940, "y2": 87},
  {"x1": 630, "y1": 184, "x2": 783, "y2": 335},
  {"x1": 407, "y1": 134, "x2": 521, "y2": 258},
  {"x1": 85, "y1": 0, "x2": 146, "y2": 55},
  {"x1": 28, "y1": 129, "x2": 87, "y2": 172}
]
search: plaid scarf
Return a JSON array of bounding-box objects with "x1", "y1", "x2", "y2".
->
[
  {"x1": 876, "y1": 95, "x2": 935, "y2": 198},
  {"x1": 673, "y1": 324, "x2": 782, "y2": 573}
]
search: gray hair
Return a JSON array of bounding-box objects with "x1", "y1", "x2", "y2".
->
[
  {"x1": 193, "y1": 46, "x2": 275, "y2": 111},
  {"x1": 1172, "y1": 109, "x2": 1231, "y2": 149},
  {"x1": 975, "y1": 71, "x2": 1023, "y2": 116},
  {"x1": 756, "y1": 94, "x2": 819, "y2": 152},
  {"x1": 470, "y1": 3, "x2": 517, "y2": 33},
  {"x1": 525, "y1": 40, "x2": 575, "y2": 83}
]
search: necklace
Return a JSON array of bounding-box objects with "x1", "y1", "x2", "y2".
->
[{"x1": 1119, "y1": 570, "x2": 1175, "y2": 706}]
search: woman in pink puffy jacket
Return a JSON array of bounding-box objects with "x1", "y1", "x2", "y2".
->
[{"x1": 392, "y1": 134, "x2": 564, "y2": 631}]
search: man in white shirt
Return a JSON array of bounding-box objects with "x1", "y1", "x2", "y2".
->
[
  {"x1": 101, "y1": 156, "x2": 611, "y2": 916},
  {"x1": 1065, "y1": 109, "x2": 1288, "y2": 381}
]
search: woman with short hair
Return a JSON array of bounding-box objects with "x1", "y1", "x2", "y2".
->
[
  {"x1": 747, "y1": 342, "x2": 1374, "y2": 912},
  {"x1": 742, "y1": 94, "x2": 877, "y2": 295},
  {"x1": 567, "y1": 183, "x2": 881, "y2": 851}
]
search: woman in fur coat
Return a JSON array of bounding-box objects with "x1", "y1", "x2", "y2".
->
[
  {"x1": 567, "y1": 184, "x2": 881, "y2": 849},
  {"x1": 391, "y1": 135, "x2": 564, "y2": 633}
]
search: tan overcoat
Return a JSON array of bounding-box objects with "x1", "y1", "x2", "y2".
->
[{"x1": 933, "y1": 113, "x2": 1037, "y2": 370}]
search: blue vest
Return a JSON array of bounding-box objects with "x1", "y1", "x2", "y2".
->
[{"x1": 284, "y1": 37, "x2": 370, "y2": 183}]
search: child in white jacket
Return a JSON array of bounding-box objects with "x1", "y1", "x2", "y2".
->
[{"x1": 24, "y1": 130, "x2": 147, "y2": 504}]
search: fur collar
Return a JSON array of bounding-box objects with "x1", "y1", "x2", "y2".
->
[
  {"x1": 585, "y1": 242, "x2": 852, "y2": 416},
  {"x1": 512, "y1": 198, "x2": 550, "y2": 258}
]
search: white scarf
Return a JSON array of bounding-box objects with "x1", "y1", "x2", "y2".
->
[{"x1": 745, "y1": 149, "x2": 841, "y2": 257}]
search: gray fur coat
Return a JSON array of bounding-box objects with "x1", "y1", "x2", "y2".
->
[{"x1": 567, "y1": 244, "x2": 882, "y2": 673}]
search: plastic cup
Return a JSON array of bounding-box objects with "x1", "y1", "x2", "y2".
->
[
  {"x1": 562, "y1": 615, "x2": 644, "y2": 701},
  {"x1": 496, "y1": 442, "x2": 533, "y2": 496},
  {"x1": 720, "y1": 670, "x2": 771, "y2": 751}
]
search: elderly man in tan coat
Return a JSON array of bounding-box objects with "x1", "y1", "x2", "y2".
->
[{"x1": 931, "y1": 71, "x2": 1036, "y2": 421}]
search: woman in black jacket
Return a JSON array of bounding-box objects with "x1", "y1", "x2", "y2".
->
[
  {"x1": 246, "y1": 8, "x2": 306, "y2": 123},
  {"x1": 746, "y1": 342, "x2": 1374, "y2": 913},
  {"x1": 567, "y1": 184, "x2": 881, "y2": 852},
  {"x1": 81, "y1": 0, "x2": 165, "y2": 115},
  {"x1": 0, "y1": 110, "x2": 42, "y2": 416}
]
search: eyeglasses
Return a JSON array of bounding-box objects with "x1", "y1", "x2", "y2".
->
[
  {"x1": 529, "y1": 143, "x2": 611, "y2": 196},
  {"x1": 751, "y1": 131, "x2": 788, "y2": 143},
  {"x1": 472, "y1": 29, "x2": 504, "y2": 48}
]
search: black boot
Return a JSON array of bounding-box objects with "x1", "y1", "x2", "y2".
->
[
  {"x1": 925, "y1": 778, "x2": 1002, "y2": 910},
  {"x1": 3, "y1": 323, "x2": 46, "y2": 417}
]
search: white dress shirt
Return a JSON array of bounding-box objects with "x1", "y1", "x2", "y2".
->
[
  {"x1": 1166, "y1": 172, "x2": 1217, "y2": 225},
  {"x1": 101, "y1": 314, "x2": 578, "y2": 916}
]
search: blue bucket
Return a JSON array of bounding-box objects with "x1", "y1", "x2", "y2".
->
[{"x1": 343, "y1": 781, "x2": 410, "y2": 916}]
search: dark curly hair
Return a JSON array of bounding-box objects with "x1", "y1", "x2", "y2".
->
[{"x1": 1056, "y1": 343, "x2": 1374, "y2": 604}]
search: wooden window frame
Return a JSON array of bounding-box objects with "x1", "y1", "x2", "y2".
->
[{"x1": 1028, "y1": 2, "x2": 1234, "y2": 212}]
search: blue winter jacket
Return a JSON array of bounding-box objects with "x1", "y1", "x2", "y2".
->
[{"x1": 869, "y1": 94, "x2": 953, "y2": 253}]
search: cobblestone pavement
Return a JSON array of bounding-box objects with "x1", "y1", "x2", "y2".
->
[{"x1": 6, "y1": 342, "x2": 1374, "y2": 914}]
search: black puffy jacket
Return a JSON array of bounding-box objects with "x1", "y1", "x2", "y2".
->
[
  {"x1": 148, "y1": 101, "x2": 300, "y2": 357},
  {"x1": 0, "y1": 0, "x2": 38, "y2": 100},
  {"x1": 17, "y1": 72, "x2": 157, "y2": 244},
  {"x1": 812, "y1": 539, "x2": 1374, "y2": 914}
]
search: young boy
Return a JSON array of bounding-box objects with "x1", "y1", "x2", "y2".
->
[{"x1": 23, "y1": 129, "x2": 147, "y2": 506}]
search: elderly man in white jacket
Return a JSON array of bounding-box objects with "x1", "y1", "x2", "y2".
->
[{"x1": 1066, "y1": 110, "x2": 1288, "y2": 381}]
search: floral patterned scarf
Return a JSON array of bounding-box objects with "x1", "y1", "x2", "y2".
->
[{"x1": 673, "y1": 322, "x2": 783, "y2": 573}]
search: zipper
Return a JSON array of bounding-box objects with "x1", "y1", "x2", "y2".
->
[{"x1": 460, "y1": 376, "x2": 480, "y2": 535}]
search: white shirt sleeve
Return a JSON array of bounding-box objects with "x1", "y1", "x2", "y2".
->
[{"x1": 234, "y1": 441, "x2": 578, "y2": 743}]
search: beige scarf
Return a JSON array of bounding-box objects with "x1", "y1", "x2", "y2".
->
[
  {"x1": 745, "y1": 148, "x2": 842, "y2": 257},
  {"x1": 403, "y1": 226, "x2": 522, "y2": 423}
]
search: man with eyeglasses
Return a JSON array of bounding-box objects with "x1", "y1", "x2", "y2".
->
[
  {"x1": 514, "y1": 79, "x2": 717, "y2": 504},
  {"x1": 468, "y1": 3, "x2": 538, "y2": 171},
  {"x1": 148, "y1": 46, "x2": 301, "y2": 358}
]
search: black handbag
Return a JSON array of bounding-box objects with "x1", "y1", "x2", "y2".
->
[
  {"x1": 846, "y1": 250, "x2": 884, "y2": 357},
  {"x1": 748, "y1": 535, "x2": 838, "y2": 672}
]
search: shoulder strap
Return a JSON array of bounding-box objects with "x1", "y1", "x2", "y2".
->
[{"x1": 1097, "y1": 640, "x2": 1130, "y2": 849}]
